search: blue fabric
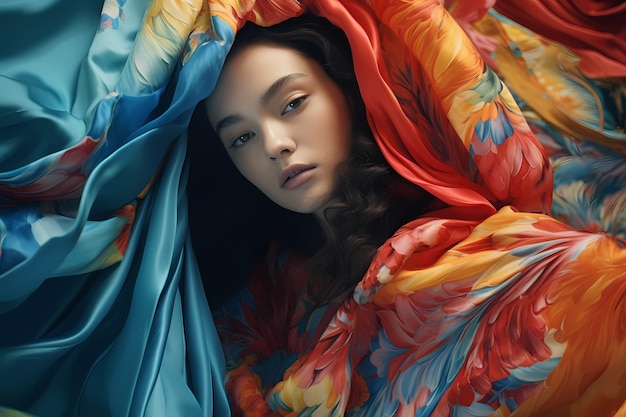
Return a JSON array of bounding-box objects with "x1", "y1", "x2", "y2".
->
[{"x1": 0, "y1": 0, "x2": 233, "y2": 415}]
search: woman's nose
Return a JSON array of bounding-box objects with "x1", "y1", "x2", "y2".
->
[{"x1": 263, "y1": 124, "x2": 296, "y2": 160}]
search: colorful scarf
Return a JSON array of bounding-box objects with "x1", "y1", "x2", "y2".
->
[
  {"x1": 211, "y1": 0, "x2": 626, "y2": 415},
  {"x1": 0, "y1": 0, "x2": 624, "y2": 416}
]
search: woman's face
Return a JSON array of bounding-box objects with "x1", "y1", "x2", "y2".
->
[{"x1": 206, "y1": 42, "x2": 353, "y2": 216}]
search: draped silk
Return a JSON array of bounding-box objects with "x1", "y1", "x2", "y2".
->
[{"x1": 1, "y1": 0, "x2": 625, "y2": 417}]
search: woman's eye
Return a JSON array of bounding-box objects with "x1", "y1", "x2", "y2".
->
[
  {"x1": 231, "y1": 132, "x2": 255, "y2": 148},
  {"x1": 282, "y1": 95, "x2": 308, "y2": 115}
]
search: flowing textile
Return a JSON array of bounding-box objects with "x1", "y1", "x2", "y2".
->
[
  {"x1": 0, "y1": 0, "x2": 232, "y2": 416},
  {"x1": 1, "y1": 0, "x2": 625, "y2": 417},
  {"x1": 207, "y1": 0, "x2": 626, "y2": 416},
  {"x1": 217, "y1": 208, "x2": 626, "y2": 417},
  {"x1": 443, "y1": 0, "x2": 626, "y2": 239}
]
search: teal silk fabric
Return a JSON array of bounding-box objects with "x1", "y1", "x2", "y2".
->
[{"x1": 0, "y1": 0, "x2": 232, "y2": 416}]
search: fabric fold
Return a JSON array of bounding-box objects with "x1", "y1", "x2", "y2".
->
[{"x1": 1, "y1": 0, "x2": 625, "y2": 416}]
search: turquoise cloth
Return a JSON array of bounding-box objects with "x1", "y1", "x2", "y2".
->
[{"x1": 0, "y1": 0, "x2": 231, "y2": 416}]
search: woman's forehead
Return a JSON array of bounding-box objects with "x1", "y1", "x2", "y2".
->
[
  {"x1": 222, "y1": 43, "x2": 314, "y2": 87},
  {"x1": 206, "y1": 43, "x2": 323, "y2": 121}
]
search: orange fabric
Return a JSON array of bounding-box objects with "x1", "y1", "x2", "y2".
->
[
  {"x1": 494, "y1": 0, "x2": 626, "y2": 78},
  {"x1": 307, "y1": 0, "x2": 553, "y2": 216}
]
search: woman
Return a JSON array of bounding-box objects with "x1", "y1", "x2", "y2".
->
[
  {"x1": 201, "y1": 15, "x2": 439, "y2": 305},
  {"x1": 200, "y1": 12, "x2": 626, "y2": 417}
]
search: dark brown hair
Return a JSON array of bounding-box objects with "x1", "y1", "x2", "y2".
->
[{"x1": 210, "y1": 14, "x2": 437, "y2": 303}]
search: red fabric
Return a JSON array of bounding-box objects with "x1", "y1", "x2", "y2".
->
[
  {"x1": 233, "y1": 0, "x2": 554, "y2": 217},
  {"x1": 306, "y1": 0, "x2": 553, "y2": 217},
  {"x1": 494, "y1": 0, "x2": 626, "y2": 77}
]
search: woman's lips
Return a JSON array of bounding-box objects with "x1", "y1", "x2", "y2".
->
[{"x1": 280, "y1": 164, "x2": 316, "y2": 189}]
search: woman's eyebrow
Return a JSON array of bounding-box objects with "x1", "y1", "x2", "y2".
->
[
  {"x1": 260, "y1": 73, "x2": 306, "y2": 105},
  {"x1": 215, "y1": 73, "x2": 307, "y2": 137},
  {"x1": 215, "y1": 114, "x2": 244, "y2": 138}
]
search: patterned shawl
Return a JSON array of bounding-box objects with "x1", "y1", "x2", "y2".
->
[{"x1": 0, "y1": 0, "x2": 624, "y2": 416}]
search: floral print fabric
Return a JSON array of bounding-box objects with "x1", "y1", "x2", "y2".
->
[
  {"x1": 212, "y1": 0, "x2": 626, "y2": 416},
  {"x1": 1, "y1": 0, "x2": 625, "y2": 416},
  {"x1": 217, "y1": 208, "x2": 626, "y2": 416}
]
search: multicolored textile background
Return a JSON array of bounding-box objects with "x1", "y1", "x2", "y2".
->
[{"x1": 0, "y1": 0, "x2": 624, "y2": 416}]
